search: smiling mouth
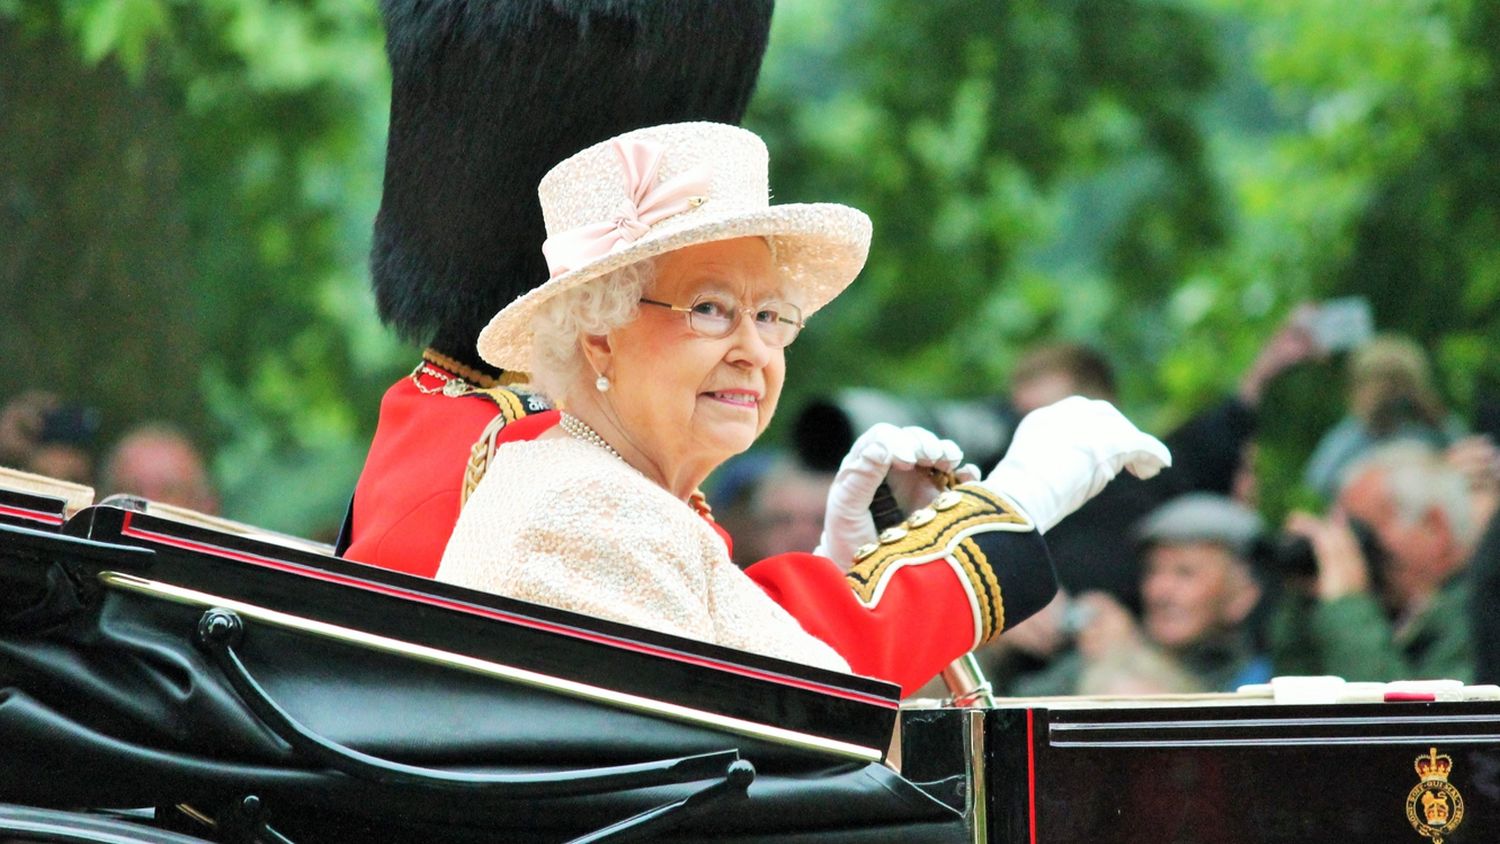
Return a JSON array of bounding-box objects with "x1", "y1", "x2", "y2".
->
[{"x1": 704, "y1": 390, "x2": 760, "y2": 408}]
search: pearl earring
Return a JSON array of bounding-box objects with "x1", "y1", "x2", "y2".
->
[{"x1": 595, "y1": 375, "x2": 611, "y2": 392}]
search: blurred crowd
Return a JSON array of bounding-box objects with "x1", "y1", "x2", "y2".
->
[
  {"x1": 711, "y1": 304, "x2": 1500, "y2": 695},
  {"x1": 0, "y1": 390, "x2": 218, "y2": 514},
  {"x1": 5, "y1": 304, "x2": 1499, "y2": 695}
]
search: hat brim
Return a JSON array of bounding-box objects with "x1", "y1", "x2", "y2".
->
[{"x1": 476, "y1": 202, "x2": 872, "y2": 371}]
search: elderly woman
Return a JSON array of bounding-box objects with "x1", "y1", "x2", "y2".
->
[{"x1": 438, "y1": 123, "x2": 1169, "y2": 693}]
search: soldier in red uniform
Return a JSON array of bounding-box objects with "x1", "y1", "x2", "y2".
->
[{"x1": 342, "y1": 1, "x2": 776, "y2": 574}]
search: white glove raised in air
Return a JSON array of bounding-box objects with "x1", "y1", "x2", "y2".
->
[
  {"x1": 814, "y1": 423, "x2": 980, "y2": 567},
  {"x1": 983, "y1": 396, "x2": 1171, "y2": 534}
]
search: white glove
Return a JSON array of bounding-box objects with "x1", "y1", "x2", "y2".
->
[
  {"x1": 983, "y1": 396, "x2": 1171, "y2": 534},
  {"x1": 813, "y1": 423, "x2": 976, "y2": 567}
]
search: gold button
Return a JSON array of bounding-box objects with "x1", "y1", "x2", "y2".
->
[
  {"x1": 907, "y1": 507, "x2": 936, "y2": 528},
  {"x1": 878, "y1": 526, "x2": 908, "y2": 544},
  {"x1": 853, "y1": 542, "x2": 879, "y2": 562},
  {"x1": 932, "y1": 490, "x2": 964, "y2": 511}
]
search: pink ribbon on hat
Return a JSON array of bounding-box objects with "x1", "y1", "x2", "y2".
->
[{"x1": 541, "y1": 137, "x2": 712, "y2": 279}]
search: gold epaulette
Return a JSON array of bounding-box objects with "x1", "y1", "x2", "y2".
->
[
  {"x1": 459, "y1": 385, "x2": 553, "y2": 509},
  {"x1": 461, "y1": 413, "x2": 510, "y2": 509},
  {"x1": 469, "y1": 385, "x2": 533, "y2": 423},
  {"x1": 844, "y1": 483, "x2": 1032, "y2": 646}
]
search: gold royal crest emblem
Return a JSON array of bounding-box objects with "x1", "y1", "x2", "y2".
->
[{"x1": 1406, "y1": 747, "x2": 1464, "y2": 843}]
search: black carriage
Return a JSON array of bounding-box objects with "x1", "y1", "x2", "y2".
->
[{"x1": 4, "y1": 476, "x2": 1499, "y2": 843}]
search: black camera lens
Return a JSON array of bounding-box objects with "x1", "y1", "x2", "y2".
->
[
  {"x1": 39, "y1": 405, "x2": 101, "y2": 446},
  {"x1": 1254, "y1": 518, "x2": 1389, "y2": 593},
  {"x1": 1256, "y1": 534, "x2": 1319, "y2": 578},
  {"x1": 792, "y1": 399, "x2": 857, "y2": 472}
]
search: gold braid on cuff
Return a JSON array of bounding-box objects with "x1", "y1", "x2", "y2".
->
[{"x1": 843, "y1": 483, "x2": 1032, "y2": 644}]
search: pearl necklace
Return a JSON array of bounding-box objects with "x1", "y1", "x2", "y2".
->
[
  {"x1": 558, "y1": 412, "x2": 714, "y2": 521},
  {"x1": 559, "y1": 412, "x2": 622, "y2": 461}
]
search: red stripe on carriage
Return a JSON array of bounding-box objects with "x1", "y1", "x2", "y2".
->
[
  {"x1": 1028, "y1": 707, "x2": 1038, "y2": 844},
  {"x1": 0, "y1": 504, "x2": 64, "y2": 525}
]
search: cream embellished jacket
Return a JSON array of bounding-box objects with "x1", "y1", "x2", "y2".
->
[{"x1": 437, "y1": 436, "x2": 850, "y2": 673}]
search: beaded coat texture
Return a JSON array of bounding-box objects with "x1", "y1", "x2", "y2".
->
[{"x1": 437, "y1": 437, "x2": 850, "y2": 673}]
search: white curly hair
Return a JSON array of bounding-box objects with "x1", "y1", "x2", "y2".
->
[{"x1": 529, "y1": 258, "x2": 659, "y2": 404}]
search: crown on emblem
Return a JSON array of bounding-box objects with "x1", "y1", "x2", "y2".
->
[{"x1": 1415, "y1": 747, "x2": 1453, "y2": 782}]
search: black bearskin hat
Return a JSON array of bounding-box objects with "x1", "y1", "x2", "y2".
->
[{"x1": 374, "y1": 0, "x2": 776, "y2": 373}]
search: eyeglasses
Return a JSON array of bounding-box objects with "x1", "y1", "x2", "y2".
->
[{"x1": 639, "y1": 294, "x2": 805, "y2": 347}]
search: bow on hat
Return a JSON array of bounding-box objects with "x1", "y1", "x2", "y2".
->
[{"x1": 541, "y1": 138, "x2": 711, "y2": 279}]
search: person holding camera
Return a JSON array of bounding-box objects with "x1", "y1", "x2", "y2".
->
[
  {"x1": 1270, "y1": 441, "x2": 1478, "y2": 682},
  {"x1": 1303, "y1": 334, "x2": 1463, "y2": 501},
  {"x1": 0, "y1": 390, "x2": 98, "y2": 485},
  {"x1": 1007, "y1": 493, "x2": 1270, "y2": 696}
]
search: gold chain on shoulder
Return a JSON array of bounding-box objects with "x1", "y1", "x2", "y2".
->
[
  {"x1": 413, "y1": 349, "x2": 532, "y2": 397},
  {"x1": 410, "y1": 361, "x2": 478, "y2": 397}
]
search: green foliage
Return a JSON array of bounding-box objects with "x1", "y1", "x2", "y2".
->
[
  {"x1": 751, "y1": 0, "x2": 1500, "y2": 521},
  {"x1": 3, "y1": 0, "x2": 1497, "y2": 533},
  {"x1": 752, "y1": 0, "x2": 1227, "y2": 424},
  {"x1": 1, "y1": 0, "x2": 401, "y2": 536}
]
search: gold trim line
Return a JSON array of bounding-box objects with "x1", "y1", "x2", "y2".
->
[
  {"x1": 966, "y1": 710, "x2": 990, "y2": 839},
  {"x1": 967, "y1": 708, "x2": 988, "y2": 844},
  {"x1": 97, "y1": 571, "x2": 883, "y2": 764}
]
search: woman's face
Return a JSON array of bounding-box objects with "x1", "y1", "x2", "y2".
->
[{"x1": 596, "y1": 237, "x2": 786, "y2": 477}]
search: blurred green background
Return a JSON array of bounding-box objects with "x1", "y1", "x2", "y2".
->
[{"x1": 2, "y1": 0, "x2": 1497, "y2": 538}]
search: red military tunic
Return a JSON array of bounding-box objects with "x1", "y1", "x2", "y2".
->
[
  {"x1": 748, "y1": 551, "x2": 1012, "y2": 696},
  {"x1": 730, "y1": 486, "x2": 1055, "y2": 696},
  {"x1": 343, "y1": 353, "x2": 557, "y2": 576},
  {"x1": 347, "y1": 359, "x2": 1056, "y2": 695}
]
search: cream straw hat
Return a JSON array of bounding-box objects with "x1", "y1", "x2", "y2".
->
[{"x1": 475, "y1": 122, "x2": 872, "y2": 371}]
